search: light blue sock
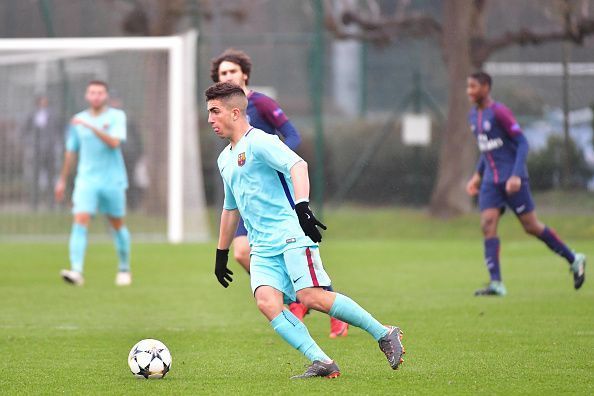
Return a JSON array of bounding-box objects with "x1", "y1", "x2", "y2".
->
[
  {"x1": 69, "y1": 223, "x2": 88, "y2": 273},
  {"x1": 329, "y1": 293, "x2": 389, "y2": 341},
  {"x1": 270, "y1": 310, "x2": 331, "y2": 363},
  {"x1": 112, "y1": 226, "x2": 131, "y2": 272}
]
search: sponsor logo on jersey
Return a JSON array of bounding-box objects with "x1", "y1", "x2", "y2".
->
[
  {"x1": 238, "y1": 152, "x2": 246, "y2": 167},
  {"x1": 483, "y1": 120, "x2": 491, "y2": 131},
  {"x1": 477, "y1": 134, "x2": 503, "y2": 152},
  {"x1": 286, "y1": 238, "x2": 296, "y2": 244},
  {"x1": 273, "y1": 108, "x2": 284, "y2": 118}
]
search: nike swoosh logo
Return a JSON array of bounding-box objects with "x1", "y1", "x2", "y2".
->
[{"x1": 292, "y1": 276, "x2": 304, "y2": 283}]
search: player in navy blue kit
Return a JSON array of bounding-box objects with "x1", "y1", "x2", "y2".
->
[
  {"x1": 465, "y1": 72, "x2": 586, "y2": 296},
  {"x1": 211, "y1": 49, "x2": 348, "y2": 336}
]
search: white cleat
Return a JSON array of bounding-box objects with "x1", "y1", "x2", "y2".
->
[
  {"x1": 60, "y1": 269, "x2": 84, "y2": 286},
  {"x1": 115, "y1": 271, "x2": 132, "y2": 286}
]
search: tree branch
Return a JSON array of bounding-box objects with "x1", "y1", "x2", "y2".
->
[
  {"x1": 324, "y1": 0, "x2": 442, "y2": 45},
  {"x1": 472, "y1": 17, "x2": 594, "y2": 66},
  {"x1": 343, "y1": 10, "x2": 442, "y2": 40}
]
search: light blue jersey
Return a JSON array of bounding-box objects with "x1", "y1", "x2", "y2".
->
[
  {"x1": 217, "y1": 127, "x2": 314, "y2": 257},
  {"x1": 66, "y1": 107, "x2": 128, "y2": 189}
]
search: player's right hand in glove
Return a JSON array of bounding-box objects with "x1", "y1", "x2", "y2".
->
[
  {"x1": 215, "y1": 249, "x2": 233, "y2": 288},
  {"x1": 295, "y1": 201, "x2": 327, "y2": 243}
]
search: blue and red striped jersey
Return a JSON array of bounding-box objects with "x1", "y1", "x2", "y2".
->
[
  {"x1": 246, "y1": 91, "x2": 301, "y2": 151},
  {"x1": 469, "y1": 101, "x2": 529, "y2": 183}
]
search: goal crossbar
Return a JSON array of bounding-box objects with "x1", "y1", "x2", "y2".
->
[{"x1": 0, "y1": 31, "x2": 208, "y2": 243}]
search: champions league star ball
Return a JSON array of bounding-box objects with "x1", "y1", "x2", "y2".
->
[{"x1": 128, "y1": 339, "x2": 172, "y2": 379}]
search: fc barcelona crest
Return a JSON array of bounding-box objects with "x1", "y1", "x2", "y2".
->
[{"x1": 238, "y1": 152, "x2": 246, "y2": 167}]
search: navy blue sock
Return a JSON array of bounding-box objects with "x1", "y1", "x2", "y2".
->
[
  {"x1": 538, "y1": 227, "x2": 575, "y2": 264},
  {"x1": 484, "y1": 238, "x2": 502, "y2": 282}
]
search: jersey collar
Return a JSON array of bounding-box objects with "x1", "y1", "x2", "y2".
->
[{"x1": 230, "y1": 126, "x2": 254, "y2": 151}]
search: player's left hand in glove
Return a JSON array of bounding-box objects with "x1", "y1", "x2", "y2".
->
[
  {"x1": 295, "y1": 201, "x2": 327, "y2": 243},
  {"x1": 215, "y1": 249, "x2": 233, "y2": 288}
]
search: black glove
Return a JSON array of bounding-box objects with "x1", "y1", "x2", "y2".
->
[
  {"x1": 215, "y1": 249, "x2": 233, "y2": 288},
  {"x1": 295, "y1": 201, "x2": 327, "y2": 243}
]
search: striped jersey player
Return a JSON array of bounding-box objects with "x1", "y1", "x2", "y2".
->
[{"x1": 465, "y1": 71, "x2": 586, "y2": 296}]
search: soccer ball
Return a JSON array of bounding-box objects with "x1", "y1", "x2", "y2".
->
[{"x1": 128, "y1": 339, "x2": 172, "y2": 379}]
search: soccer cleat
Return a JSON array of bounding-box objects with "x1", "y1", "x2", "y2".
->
[
  {"x1": 288, "y1": 302, "x2": 309, "y2": 321},
  {"x1": 571, "y1": 253, "x2": 586, "y2": 290},
  {"x1": 378, "y1": 326, "x2": 405, "y2": 370},
  {"x1": 474, "y1": 281, "x2": 507, "y2": 296},
  {"x1": 115, "y1": 271, "x2": 132, "y2": 286},
  {"x1": 60, "y1": 269, "x2": 84, "y2": 286},
  {"x1": 290, "y1": 360, "x2": 341, "y2": 379},
  {"x1": 329, "y1": 317, "x2": 348, "y2": 338}
]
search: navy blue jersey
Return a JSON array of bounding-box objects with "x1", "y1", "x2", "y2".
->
[
  {"x1": 469, "y1": 101, "x2": 529, "y2": 184},
  {"x1": 246, "y1": 91, "x2": 301, "y2": 151}
]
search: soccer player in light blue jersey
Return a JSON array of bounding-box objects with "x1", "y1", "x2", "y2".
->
[
  {"x1": 211, "y1": 48, "x2": 348, "y2": 337},
  {"x1": 54, "y1": 80, "x2": 131, "y2": 287},
  {"x1": 206, "y1": 82, "x2": 405, "y2": 379}
]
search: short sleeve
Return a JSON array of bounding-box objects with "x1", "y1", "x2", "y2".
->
[
  {"x1": 254, "y1": 95, "x2": 289, "y2": 129},
  {"x1": 251, "y1": 132, "x2": 303, "y2": 175},
  {"x1": 110, "y1": 110, "x2": 127, "y2": 141},
  {"x1": 65, "y1": 125, "x2": 79, "y2": 152},
  {"x1": 223, "y1": 180, "x2": 238, "y2": 211},
  {"x1": 494, "y1": 103, "x2": 522, "y2": 137}
]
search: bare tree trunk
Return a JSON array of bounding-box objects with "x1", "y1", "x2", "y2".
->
[
  {"x1": 124, "y1": 0, "x2": 182, "y2": 215},
  {"x1": 429, "y1": 0, "x2": 476, "y2": 217},
  {"x1": 142, "y1": 53, "x2": 169, "y2": 215}
]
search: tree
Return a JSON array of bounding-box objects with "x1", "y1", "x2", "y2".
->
[
  {"x1": 110, "y1": 0, "x2": 249, "y2": 213},
  {"x1": 325, "y1": 0, "x2": 594, "y2": 216}
]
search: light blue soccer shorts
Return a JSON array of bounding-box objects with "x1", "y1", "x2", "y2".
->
[
  {"x1": 250, "y1": 246, "x2": 331, "y2": 302},
  {"x1": 72, "y1": 184, "x2": 126, "y2": 217}
]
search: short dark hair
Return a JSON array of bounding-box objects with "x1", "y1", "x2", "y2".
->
[
  {"x1": 205, "y1": 82, "x2": 247, "y2": 103},
  {"x1": 87, "y1": 80, "x2": 109, "y2": 91},
  {"x1": 210, "y1": 48, "x2": 252, "y2": 85},
  {"x1": 469, "y1": 71, "x2": 492, "y2": 88}
]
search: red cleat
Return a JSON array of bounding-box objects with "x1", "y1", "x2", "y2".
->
[
  {"x1": 289, "y1": 302, "x2": 309, "y2": 321},
  {"x1": 329, "y1": 317, "x2": 349, "y2": 338}
]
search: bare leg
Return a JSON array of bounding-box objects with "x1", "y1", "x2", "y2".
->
[{"x1": 233, "y1": 236, "x2": 251, "y2": 273}]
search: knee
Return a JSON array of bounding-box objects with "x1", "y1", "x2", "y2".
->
[
  {"x1": 74, "y1": 213, "x2": 91, "y2": 227},
  {"x1": 256, "y1": 296, "x2": 281, "y2": 317},
  {"x1": 480, "y1": 217, "x2": 496, "y2": 237},
  {"x1": 233, "y1": 250, "x2": 250, "y2": 274},
  {"x1": 234, "y1": 249, "x2": 250, "y2": 265},
  {"x1": 295, "y1": 289, "x2": 318, "y2": 310}
]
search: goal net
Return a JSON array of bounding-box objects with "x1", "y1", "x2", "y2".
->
[{"x1": 0, "y1": 31, "x2": 209, "y2": 243}]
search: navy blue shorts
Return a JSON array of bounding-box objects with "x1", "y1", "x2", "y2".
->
[
  {"x1": 235, "y1": 216, "x2": 248, "y2": 238},
  {"x1": 479, "y1": 179, "x2": 535, "y2": 216}
]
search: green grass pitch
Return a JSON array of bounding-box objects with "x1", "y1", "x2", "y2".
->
[{"x1": 1, "y1": 208, "x2": 593, "y2": 394}]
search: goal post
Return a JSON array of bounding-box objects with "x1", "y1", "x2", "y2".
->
[{"x1": 0, "y1": 31, "x2": 209, "y2": 243}]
